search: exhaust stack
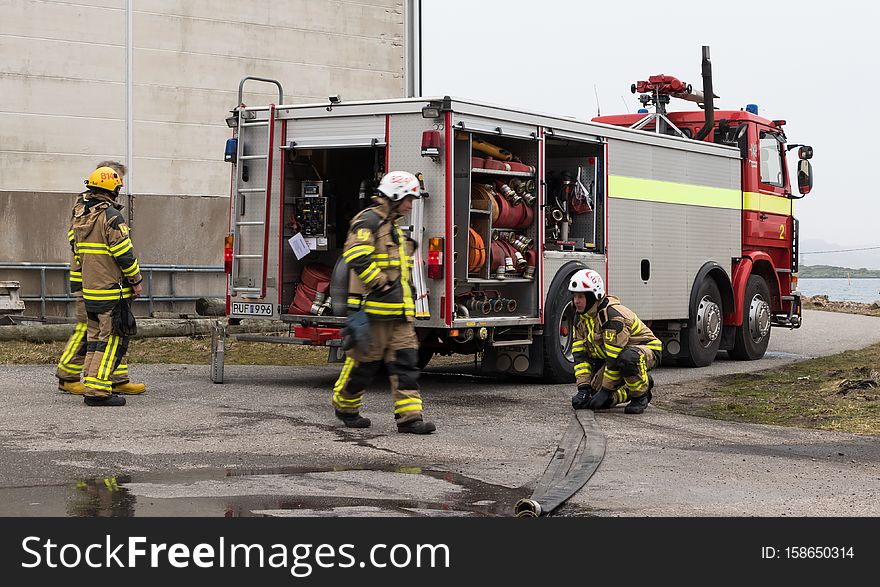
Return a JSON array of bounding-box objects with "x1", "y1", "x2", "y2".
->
[{"x1": 693, "y1": 46, "x2": 715, "y2": 141}]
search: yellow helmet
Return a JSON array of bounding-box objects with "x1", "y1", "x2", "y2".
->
[{"x1": 85, "y1": 166, "x2": 123, "y2": 194}]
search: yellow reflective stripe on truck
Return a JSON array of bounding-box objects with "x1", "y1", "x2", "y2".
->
[
  {"x1": 743, "y1": 192, "x2": 792, "y2": 216},
  {"x1": 609, "y1": 176, "x2": 741, "y2": 210}
]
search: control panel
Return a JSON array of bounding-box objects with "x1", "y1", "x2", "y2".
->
[{"x1": 293, "y1": 180, "x2": 329, "y2": 250}]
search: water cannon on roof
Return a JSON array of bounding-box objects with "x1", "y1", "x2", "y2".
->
[{"x1": 629, "y1": 46, "x2": 720, "y2": 140}]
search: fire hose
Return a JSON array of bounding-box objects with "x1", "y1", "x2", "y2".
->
[{"x1": 514, "y1": 407, "x2": 606, "y2": 517}]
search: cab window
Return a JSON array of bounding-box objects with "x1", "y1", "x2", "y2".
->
[{"x1": 759, "y1": 131, "x2": 784, "y2": 187}]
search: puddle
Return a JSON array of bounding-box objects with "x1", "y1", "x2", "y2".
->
[{"x1": 0, "y1": 465, "x2": 525, "y2": 518}]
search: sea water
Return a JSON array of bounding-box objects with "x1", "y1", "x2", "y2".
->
[{"x1": 797, "y1": 278, "x2": 880, "y2": 303}]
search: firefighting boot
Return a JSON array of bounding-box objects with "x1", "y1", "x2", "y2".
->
[
  {"x1": 83, "y1": 394, "x2": 126, "y2": 407},
  {"x1": 624, "y1": 391, "x2": 652, "y2": 414},
  {"x1": 587, "y1": 388, "x2": 615, "y2": 410},
  {"x1": 112, "y1": 382, "x2": 147, "y2": 395},
  {"x1": 397, "y1": 418, "x2": 436, "y2": 435},
  {"x1": 335, "y1": 410, "x2": 371, "y2": 428},
  {"x1": 58, "y1": 380, "x2": 87, "y2": 395}
]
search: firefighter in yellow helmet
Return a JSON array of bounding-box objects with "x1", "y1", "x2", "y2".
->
[
  {"x1": 56, "y1": 162, "x2": 147, "y2": 397},
  {"x1": 568, "y1": 269, "x2": 662, "y2": 414},
  {"x1": 66, "y1": 166, "x2": 144, "y2": 406},
  {"x1": 331, "y1": 171, "x2": 436, "y2": 434}
]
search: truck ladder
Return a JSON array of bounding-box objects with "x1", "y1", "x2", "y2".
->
[{"x1": 230, "y1": 105, "x2": 277, "y2": 299}]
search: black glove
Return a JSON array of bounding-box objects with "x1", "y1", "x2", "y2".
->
[
  {"x1": 571, "y1": 384, "x2": 594, "y2": 410},
  {"x1": 588, "y1": 388, "x2": 616, "y2": 410}
]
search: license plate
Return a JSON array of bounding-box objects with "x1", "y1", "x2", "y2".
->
[{"x1": 231, "y1": 302, "x2": 274, "y2": 317}]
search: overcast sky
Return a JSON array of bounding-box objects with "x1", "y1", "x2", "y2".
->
[{"x1": 421, "y1": 0, "x2": 879, "y2": 265}]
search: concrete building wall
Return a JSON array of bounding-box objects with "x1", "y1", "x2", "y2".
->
[{"x1": 0, "y1": 0, "x2": 405, "y2": 316}]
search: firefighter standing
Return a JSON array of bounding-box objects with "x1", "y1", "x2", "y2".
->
[
  {"x1": 70, "y1": 166, "x2": 144, "y2": 407},
  {"x1": 568, "y1": 269, "x2": 662, "y2": 414},
  {"x1": 331, "y1": 171, "x2": 436, "y2": 434},
  {"x1": 56, "y1": 162, "x2": 147, "y2": 396}
]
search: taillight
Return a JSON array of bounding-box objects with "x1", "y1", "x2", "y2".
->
[
  {"x1": 428, "y1": 237, "x2": 444, "y2": 279},
  {"x1": 791, "y1": 275, "x2": 798, "y2": 291},
  {"x1": 224, "y1": 234, "x2": 234, "y2": 273}
]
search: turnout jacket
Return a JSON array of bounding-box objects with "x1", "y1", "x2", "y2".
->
[
  {"x1": 66, "y1": 192, "x2": 90, "y2": 293},
  {"x1": 343, "y1": 197, "x2": 416, "y2": 321},
  {"x1": 71, "y1": 191, "x2": 143, "y2": 312},
  {"x1": 572, "y1": 295, "x2": 662, "y2": 390}
]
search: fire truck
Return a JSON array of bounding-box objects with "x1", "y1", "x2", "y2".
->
[{"x1": 212, "y1": 47, "x2": 813, "y2": 383}]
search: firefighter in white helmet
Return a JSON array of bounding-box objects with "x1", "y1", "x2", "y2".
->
[
  {"x1": 331, "y1": 171, "x2": 436, "y2": 434},
  {"x1": 568, "y1": 269, "x2": 662, "y2": 414}
]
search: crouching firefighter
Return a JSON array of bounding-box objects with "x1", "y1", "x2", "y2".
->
[
  {"x1": 568, "y1": 269, "x2": 662, "y2": 414},
  {"x1": 331, "y1": 171, "x2": 436, "y2": 434},
  {"x1": 72, "y1": 166, "x2": 144, "y2": 407}
]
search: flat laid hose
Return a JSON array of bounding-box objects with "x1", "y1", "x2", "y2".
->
[{"x1": 515, "y1": 408, "x2": 606, "y2": 517}]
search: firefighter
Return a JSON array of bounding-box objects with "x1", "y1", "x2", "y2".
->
[
  {"x1": 56, "y1": 162, "x2": 147, "y2": 396},
  {"x1": 71, "y1": 166, "x2": 144, "y2": 407},
  {"x1": 568, "y1": 269, "x2": 662, "y2": 414},
  {"x1": 331, "y1": 171, "x2": 436, "y2": 434}
]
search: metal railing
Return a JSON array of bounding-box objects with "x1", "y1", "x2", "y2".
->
[{"x1": 0, "y1": 263, "x2": 225, "y2": 318}]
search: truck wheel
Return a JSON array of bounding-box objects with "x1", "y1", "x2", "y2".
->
[
  {"x1": 679, "y1": 278, "x2": 723, "y2": 367},
  {"x1": 417, "y1": 347, "x2": 434, "y2": 369},
  {"x1": 728, "y1": 275, "x2": 772, "y2": 360},
  {"x1": 541, "y1": 263, "x2": 584, "y2": 383}
]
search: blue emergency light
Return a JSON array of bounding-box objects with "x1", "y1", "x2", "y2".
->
[
  {"x1": 745, "y1": 104, "x2": 759, "y2": 115},
  {"x1": 637, "y1": 108, "x2": 649, "y2": 114},
  {"x1": 224, "y1": 138, "x2": 237, "y2": 163}
]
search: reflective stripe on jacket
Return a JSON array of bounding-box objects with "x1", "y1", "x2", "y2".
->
[
  {"x1": 343, "y1": 198, "x2": 416, "y2": 321},
  {"x1": 71, "y1": 191, "x2": 142, "y2": 313},
  {"x1": 572, "y1": 295, "x2": 662, "y2": 388}
]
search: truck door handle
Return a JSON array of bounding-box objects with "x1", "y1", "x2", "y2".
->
[{"x1": 759, "y1": 213, "x2": 768, "y2": 220}]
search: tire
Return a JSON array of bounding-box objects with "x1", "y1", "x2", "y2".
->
[
  {"x1": 729, "y1": 275, "x2": 772, "y2": 360},
  {"x1": 541, "y1": 263, "x2": 584, "y2": 383},
  {"x1": 679, "y1": 278, "x2": 723, "y2": 367},
  {"x1": 417, "y1": 347, "x2": 434, "y2": 369}
]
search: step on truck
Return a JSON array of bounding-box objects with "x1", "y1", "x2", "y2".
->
[{"x1": 212, "y1": 47, "x2": 814, "y2": 383}]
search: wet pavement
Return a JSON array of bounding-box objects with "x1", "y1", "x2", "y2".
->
[
  {"x1": 0, "y1": 465, "x2": 523, "y2": 517},
  {"x1": 1, "y1": 310, "x2": 879, "y2": 517}
]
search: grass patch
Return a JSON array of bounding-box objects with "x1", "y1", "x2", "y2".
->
[
  {"x1": 657, "y1": 343, "x2": 880, "y2": 435},
  {"x1": 0, "y1": 336, "x2": 328, "y2": 367}
]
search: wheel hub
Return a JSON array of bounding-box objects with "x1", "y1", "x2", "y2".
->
[
  {"x1": 748, "y1": 294, "x2": 771, "y2": 341},
  {"x1": 696, "y1": 295, "x2": 721, "y2": 348}
]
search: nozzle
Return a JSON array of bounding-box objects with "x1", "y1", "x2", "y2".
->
[{"x1": 514, "y1": 499, "x2": 542, "y2": 517}]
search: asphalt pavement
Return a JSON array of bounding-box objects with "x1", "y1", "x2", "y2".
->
[{"x1": 0, "y1": 310, "x2": 877, "y2": 517}]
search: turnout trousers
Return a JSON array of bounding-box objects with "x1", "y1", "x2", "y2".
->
[
  {"x1": 590, "y1": 345, "x2": 659, "y2": 406},
  {"x1": 331, "y1": 319, "x2": 423, "y2": 424},
  {"x1": 81, "y1": 309, "x2": 130, "y2": 398},
  {"x1": 57, "y1": 295, "x2": 131, "y2": 385}
]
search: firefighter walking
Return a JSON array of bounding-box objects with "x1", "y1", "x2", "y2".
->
[
  {"x1": 331, "y1": 171, "x2": 436, "y2": 434},
  {"x1": 568, "y1": 269, "x2": 662, "y2": 414},
  {"x1": 69, "y1": 166, "x2": 144, "y2": 407},
  {"x1": 56, "y1": 162, "x2": 146, "y2": 396}
]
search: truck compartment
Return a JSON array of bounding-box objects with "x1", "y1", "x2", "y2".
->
[
  {"x1": 545, "y1": 137, "x2": 604, "y2": 254},
  {"x1": 280, "y1": 146, "x2": 386, "y2": 320},
  {"x1": 453, "y1": 131, "x2": 541, "y2": 325}
]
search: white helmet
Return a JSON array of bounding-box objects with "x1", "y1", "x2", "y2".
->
[
  {"x1": 568, "y1": 268, "x2": 605, "y2": 298},
  {"x1": 377, "y1": 171, "x2": 421, "y2": 202}
]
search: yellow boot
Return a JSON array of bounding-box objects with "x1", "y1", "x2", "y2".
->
[
  {"x1": 112, "y1": 382, "x2": 146, "y2": 395},
  {"x1": 58, "y1": 380, "x2": 86, "y2": 395}
]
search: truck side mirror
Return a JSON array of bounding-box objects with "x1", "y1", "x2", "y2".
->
[
  {"x1": 798, "y1": 145, "x2": 813, "y2": 160},
  {"x1": 797, "y1": 159, "x2": 813, "y2": 195},
  {"x1": 736, "y1": 124, "x2": 749, "y2": 160}
]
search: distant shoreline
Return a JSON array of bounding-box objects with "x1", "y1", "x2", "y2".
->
[{"x1": 799, "y1": 266, "x2": 880, "y2": 278}]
